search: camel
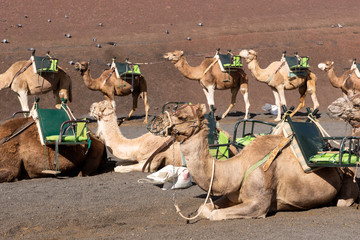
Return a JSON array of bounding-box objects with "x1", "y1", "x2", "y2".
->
[
  {"x1": 0, "y1": 60, "x2": 72, "y2": 112},
  {"x1": 163, "y1": 50, "x2": 250, "y2": 119},
  {"x1": 239, "y1": 49, "x2": 319, "y2": 121},
  {"x1": 318, "y1": 61, "x2": 360, "y2": 97},
  {"x1": 89, "y1": 100, "x2": 183, "y2": 172},
  {"x1": 74, "y1": 62, "x2": 150, "y2": 123},
  {"x1": 328, "y1": 93, "x2": 360, "y2": 135},
  {"x1": 147, "y1": 103, "x2": 358, "y2": 220},
  {"x1": 0, "y1": 117, "x2": 106, "y2": 182}
]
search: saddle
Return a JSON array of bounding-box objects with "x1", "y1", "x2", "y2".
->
[
  {"x1": 30, "y1": 52, "x2": 58, "y2": 74},
  {"x1": 282, "y1": 51, "x2": 309, "y2": 78},
  {"x1": 216, "y1": 51, "x2": 243, "y2": 72},
  {"x1": 111, "y1": 58, "x2": 142, "y2": 79}
]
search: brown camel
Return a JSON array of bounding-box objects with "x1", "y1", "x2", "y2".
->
[
  {"x1": 74, "y1": 62, "x2": 150, "y2": 123},
  {"x1": 89, "y1": 100, "x2": 182, "y2": 172},
  {"x1": 163, "y1": 50, "x2": 250, "y2": 119},
  {"x1": 0, "y1": 60, "x2": 72, "y2": 112},
  {"x1": 240, "y1": 49, "x2": 319, "y2": 121},
  {"x1": 0, "y1": 117, "x2": 106, "y2": 182},
  {"x1": 148, "y1": 103, "x2": 358, "y2": 220},
  {"x1": 328, "y1": 93, "x2": 360, "y2": 135},
  {"x1": 318, "y1": 61, "x2": 360, "y2": 97}
]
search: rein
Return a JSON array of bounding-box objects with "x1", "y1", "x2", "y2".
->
[
  {"x1": 0, "y1": 120, "x2": 34, "y2": 146},
  {"x1": 101, "y1": 67, "x2": 115, "y2": 87},
  {"x1": 266, "y1": 61, "x2": 285, "y2": 84},
  {"x1": 9, "y1": 60, "x2": 33, "y2": 88}
]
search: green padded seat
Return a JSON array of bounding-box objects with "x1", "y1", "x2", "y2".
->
[
  {"x1": 285, "y1": 56, "x2": 309, "y2": 70},
  {"x1": 32, "y1": 56, "x2": 58, "y2": 73},
  {"x1": 209, "y1": 131, "x2": 230, "y2": 160},
  {"x1": 309, "y1": 152, "x2": 359, "y2": 165},
  {"x1": 218, "y1": 54, "x2": 242, "y2": 69},
  {"x1": 113, "y1": 61, "x2": 141, "y2": 79}
]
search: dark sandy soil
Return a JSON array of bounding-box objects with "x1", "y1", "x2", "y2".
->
[{"x1": 1, "y1": 0, "x2": 360, "y2": 239}]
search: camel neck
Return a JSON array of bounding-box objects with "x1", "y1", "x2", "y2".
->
[
  {"x1": 180, "y1": 127, "x2": 245, "y2": 196},
  {"x1": 82, "y1": 68, "x2": 101, "y2": 90},
  {"x1": 97, "y1": 114, "x2": 126, "y2": 144},
  {"x1": 248, "y1": 59, "x2": 276, "y2": 83},
  {"x1": 326, "y1": 68, "x2": 343, "y2": 88},
  {"x1": 174, "y1": 56, "x2": 203, "y2": 80}
]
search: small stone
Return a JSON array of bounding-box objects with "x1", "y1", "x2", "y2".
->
[
  {"x1": 68, "y1": 61, "x2": 74, "y2": 65},
  {"x1": 93, "y1": 38, "x2": 97, "y2": 42},
  {"x1": 65, "y1": 14, "x2": 69, "y2": 19},
  {"x1": 106, "y1": 63, "x2": 111, "y2": 67},
  {"x1": 330, "y1": 24, "x2": 335, "y2": 28},
  {"x1": 98, "y1": 23, "x2": 103, "y2": 27},
  {"x1": 65, "y1": 33, "x2": 71, "y2": 38},
  {"x1": 198, "y1": 22, "x2": 203, "y2": 26},
  {"x1": 1, "y1": 39, "x2": 9, "y2": 43},
  {"x1": 28, "y1": 47, "x2": 35, "y2": 51},
  {"x1": 316, "y1": 41, "x2": 323, "y2": 46},
  {"x1": 186, "y1": 37, "x2": 191, "y2": 41},
  {"x1": 96, "y1": 44, "x2": 102, "y2": 48},
  {"x1": 165, "y1": 29, "x2": 169, "y2": 34},
  {"x1": 47, "y1": 19, "x2": 51, "y2": 23},
  {"x1": 338, "y1": 23, "x2": 343, "y2": 28},
  {"x1": 24, "y1": 15, "x2": 28, "y2": 18},
  {"x1": 17, "y1": 24, "x2": 22, "y2": 28}
]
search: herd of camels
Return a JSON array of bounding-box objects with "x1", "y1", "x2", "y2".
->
[{"x1": 1, "y1": 49, "x2": 360, "y2": 220}]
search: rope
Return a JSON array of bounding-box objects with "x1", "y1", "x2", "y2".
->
[
  {"x1": 173, "y1": 157, "x2": 215, "y2": 221},
  {"x1": 307, "y1": 115, "x2": 341, "y2": 147}
]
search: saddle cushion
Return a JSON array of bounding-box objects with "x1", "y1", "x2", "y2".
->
[
  {"x1": 218, "y1": 54, "x2": 242, "y2": 72},
  {"x1": 31, "y1": 56, "x2": 58, "y2": 73},
  {"x1": 112, "y1": 61, "x2": 141, "y2": 78},
  {"x1": 309, "y1": 152, "x2": 359, "y2": 165}
]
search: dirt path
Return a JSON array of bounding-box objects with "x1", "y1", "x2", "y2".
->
[{"x1": 1, "y1": 114, "x2": 360, "y2": 239}]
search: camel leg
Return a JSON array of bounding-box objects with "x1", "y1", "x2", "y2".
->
[
  {"x1": 114, "y1": 159, "x2": 157, "y2": 173},
  {"x1": 290, "y1": 85, "x2": 306, "y2": 118},
  {"x1": 241, "y1": 87, "x2": 250, "y2": 120},
  {"x1": 221, "y1": 87, "x2": 239, "y2": 119},
  {"x1": 336, "y1": 168, "x2": 359, "y2": 207},
  {"x1": 141, "y1": 91, "x2": 150, "y2": 123},
  {"x1": 16, "y1": 90, "x2": 30, "y2": 112},
  {"x1": 306, "y1": 75, "x2": 320, "y2": 110},
  {"x1": 271, "y1": 88, "x2": 282, "y2": 121},
  {"x1": 202, "y1": 85, "x2": 216, "y2": 111},
  {"x1": 0, "y1": 168, "x2": 15, "y2": 183}
]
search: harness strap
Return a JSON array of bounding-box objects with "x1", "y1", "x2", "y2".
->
[
  {"x1": 201, "y1": 59, "x2": 218, "y2": 78},
  {"x1": 266, "y1": 61, "x2": 285, "y2": 84},
  {"x1": 142, "y1": 135, "x2": 176, "y2": 172},
  {"x1": 240, "y1": 135, "x2": 292, "y2": 187},
  {"x1": 0, "y1": 120, "x2": 34, "y2": 145},
  {"x1": 101, "y1": 67, "x2": 115, "y2": 87}
]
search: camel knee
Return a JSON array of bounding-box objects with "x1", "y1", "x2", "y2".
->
[
  {"x1": 0, "y1": 169, "x2": 15, "y2": 183},
  {"x1": 240, "y1": 88, "x2": 247, "y2": 95},
  {"x1": 59, "y1": 89, "x2": 68, "y2": 101}
]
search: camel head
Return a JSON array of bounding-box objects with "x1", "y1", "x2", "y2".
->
[
  {"x1": 150, "y1": 103, "x2": 207, "y2": 142},
  {"x1": 163, "y1": 50, "x2": 184, "y2": 63},
  {"x1": 239, "y1": 49, "x2": 257, "y2": 63},
  {"x1": 90, "y1": 100, "x2": 115, "y2": 121},
  {"x1": 318, "y1": 61, "x2": 334, "y2": 72},
  {"x1": 74, "y1": 61, "x2": 89, "y2": 73}
]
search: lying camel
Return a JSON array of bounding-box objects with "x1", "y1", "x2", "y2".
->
[
  {"x1": 163, "y1": 50, "x2": 250, "y2": 119},
  {"x1": 0, "y1": 60, "x2": 72, "y2": 112},
  {"x1": 89, "y1": 100, "x2": 183, "y2": 172},
  {"x1": 240, "y1": 49, "x2": 319, "y2": 121},
  {"x1": 74, "y1": 62, "x2": 150, "y2": 123},
  {"x1": 318, "y1": 61, "x2": 360, "y2": 97},
  {"x1": 147, "y1": 103, "x2": 358, "y2": 220},
  {"x1": 0, "y1": 117, "x2": 106, "y2": 182}
]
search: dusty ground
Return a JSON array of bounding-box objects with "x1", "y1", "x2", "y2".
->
[{"x1": 1, "y1": 0, "x2": 360, "y2": 239}]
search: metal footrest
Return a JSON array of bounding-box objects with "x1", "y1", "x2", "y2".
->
[{"x1": 41, "y1": 170, "x2": 61, "y2": 175}]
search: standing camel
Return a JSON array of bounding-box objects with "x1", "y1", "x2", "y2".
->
[
  {"x1": 146, "y1": 103, "x2": 358, "y2": 220},
  {"x1": 163, "y1": 50, "x2": 250, "y2": 119},
  {"x1": 74, "y1": 62, "x2": 150, "y2": 123},
  {"x1": 0, "y1": 60, "x2": 72, "y2": 112},
  {"x1": 240, "y1": 49, "x2": 319, "y2": 121},
  {"x1": 318, "y1": 61, "x2": 360, "y2": 97}
]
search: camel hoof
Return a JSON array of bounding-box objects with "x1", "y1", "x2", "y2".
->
[
  {"x1": 274, "y1": 117, "x2": 281, "y2": 122},
  {"x1": 209, "y1": 210, "x2": 225, "y2": 221},
  {"x1": 337, "y1": 199, "x2": 354, "y2": 207},
  {"x1": 198, "y1": 205, "x2": 213, "y2": 219}
]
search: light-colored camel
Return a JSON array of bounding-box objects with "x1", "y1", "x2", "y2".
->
[
  {"x1": 163, "y1": 50, "x2": 250, "y2": 119},
  {"x1": 328, "y1": 93, "x2": 360, "y2": 135},
  {"x1": 89, "y1": 100, "x2": 183, "y2": 172},
  {"x1": 0, "y1": 60, "x2": 72, "y2": 112},
  {"x1": 0, "y1": 117, "x2": 106, "y2": 182},
  {"x1": 240, "y1": 49, "x2": 319, "y2": 121},
  {"x1": 318, "y1": 61, "x2": 360, "y2": 97},
  {"x1": 74, "y1": 62, "x2": 150, "y2": 123},
  {"x1": 148, "y1": 103, "x2": 358, "y2": 220}
]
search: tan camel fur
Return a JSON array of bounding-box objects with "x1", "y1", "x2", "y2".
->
[
  {"x1": 89, "y1": 100, "x2": 183, "y2": 172},
  {"x1": 0, "y1": 117, "x2": 106, "y2": 182},
  {"x1": 0, "y1": 60, "x2": 72, "y2": 112},
  {"x1": 318, "y1": 61, "x2": 360, "y2": 97},
  {"x1": 74, "y1": 62, "x2": 150, "y2": 123},
  {"x1": 163, "y1": 50, "x2": 250, "y2": 119},
  {"x1": 240, "y1": 50, "x2": 319, "y2": 121},
  {"x1": 151, "y1": 103, "x2": 358, "y2": 220}
]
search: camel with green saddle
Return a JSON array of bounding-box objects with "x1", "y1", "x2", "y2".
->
[
  {"x1": 163, "y1": 50, "x2": 250, "y2": 119},
  {"x1": 145, "y1": 103, "x2": 358, "y2": 220},
  {"x1": 240, "y1": 49, "x2": 319, "y2": 121},
  {"x1": 74, "y1": 60, "x2": 150, "y2": 123},
  {"x1": 318, "y1": 61, "x2": 360, "y2": 97},
  {"x1": 0, "y1": 102, "x2": 106, "y2": 182},
  {"x1": 0, "y1": 54, "x2": 72, "y2": 112}
]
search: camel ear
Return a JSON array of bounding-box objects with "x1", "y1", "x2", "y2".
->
[
  {"x1": 318, "y1": 63, "x2": 326, "y2": 70},
  {"x1": 331, "y1": 61, "x2": 334, "y2": 66},
  {"x1": 180, "y1": 51, "x2": 184, "y2": 55}
]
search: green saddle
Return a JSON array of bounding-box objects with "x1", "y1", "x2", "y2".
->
[
  {"x1": 218, "y1": 54, "x2": 242, "y2": 69},
  {"x1": 284, "y1": 56, "x2": 309, "y2": 71},
  {"x1": 31, "y1": 55, "x2": 58, "y2": 73},
  {"x1": 113, "y1": 61, "x2": 141, "y2": 79},
  {"x1": 309, "y1": 152, "x2": 359, "y2": 165}
]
